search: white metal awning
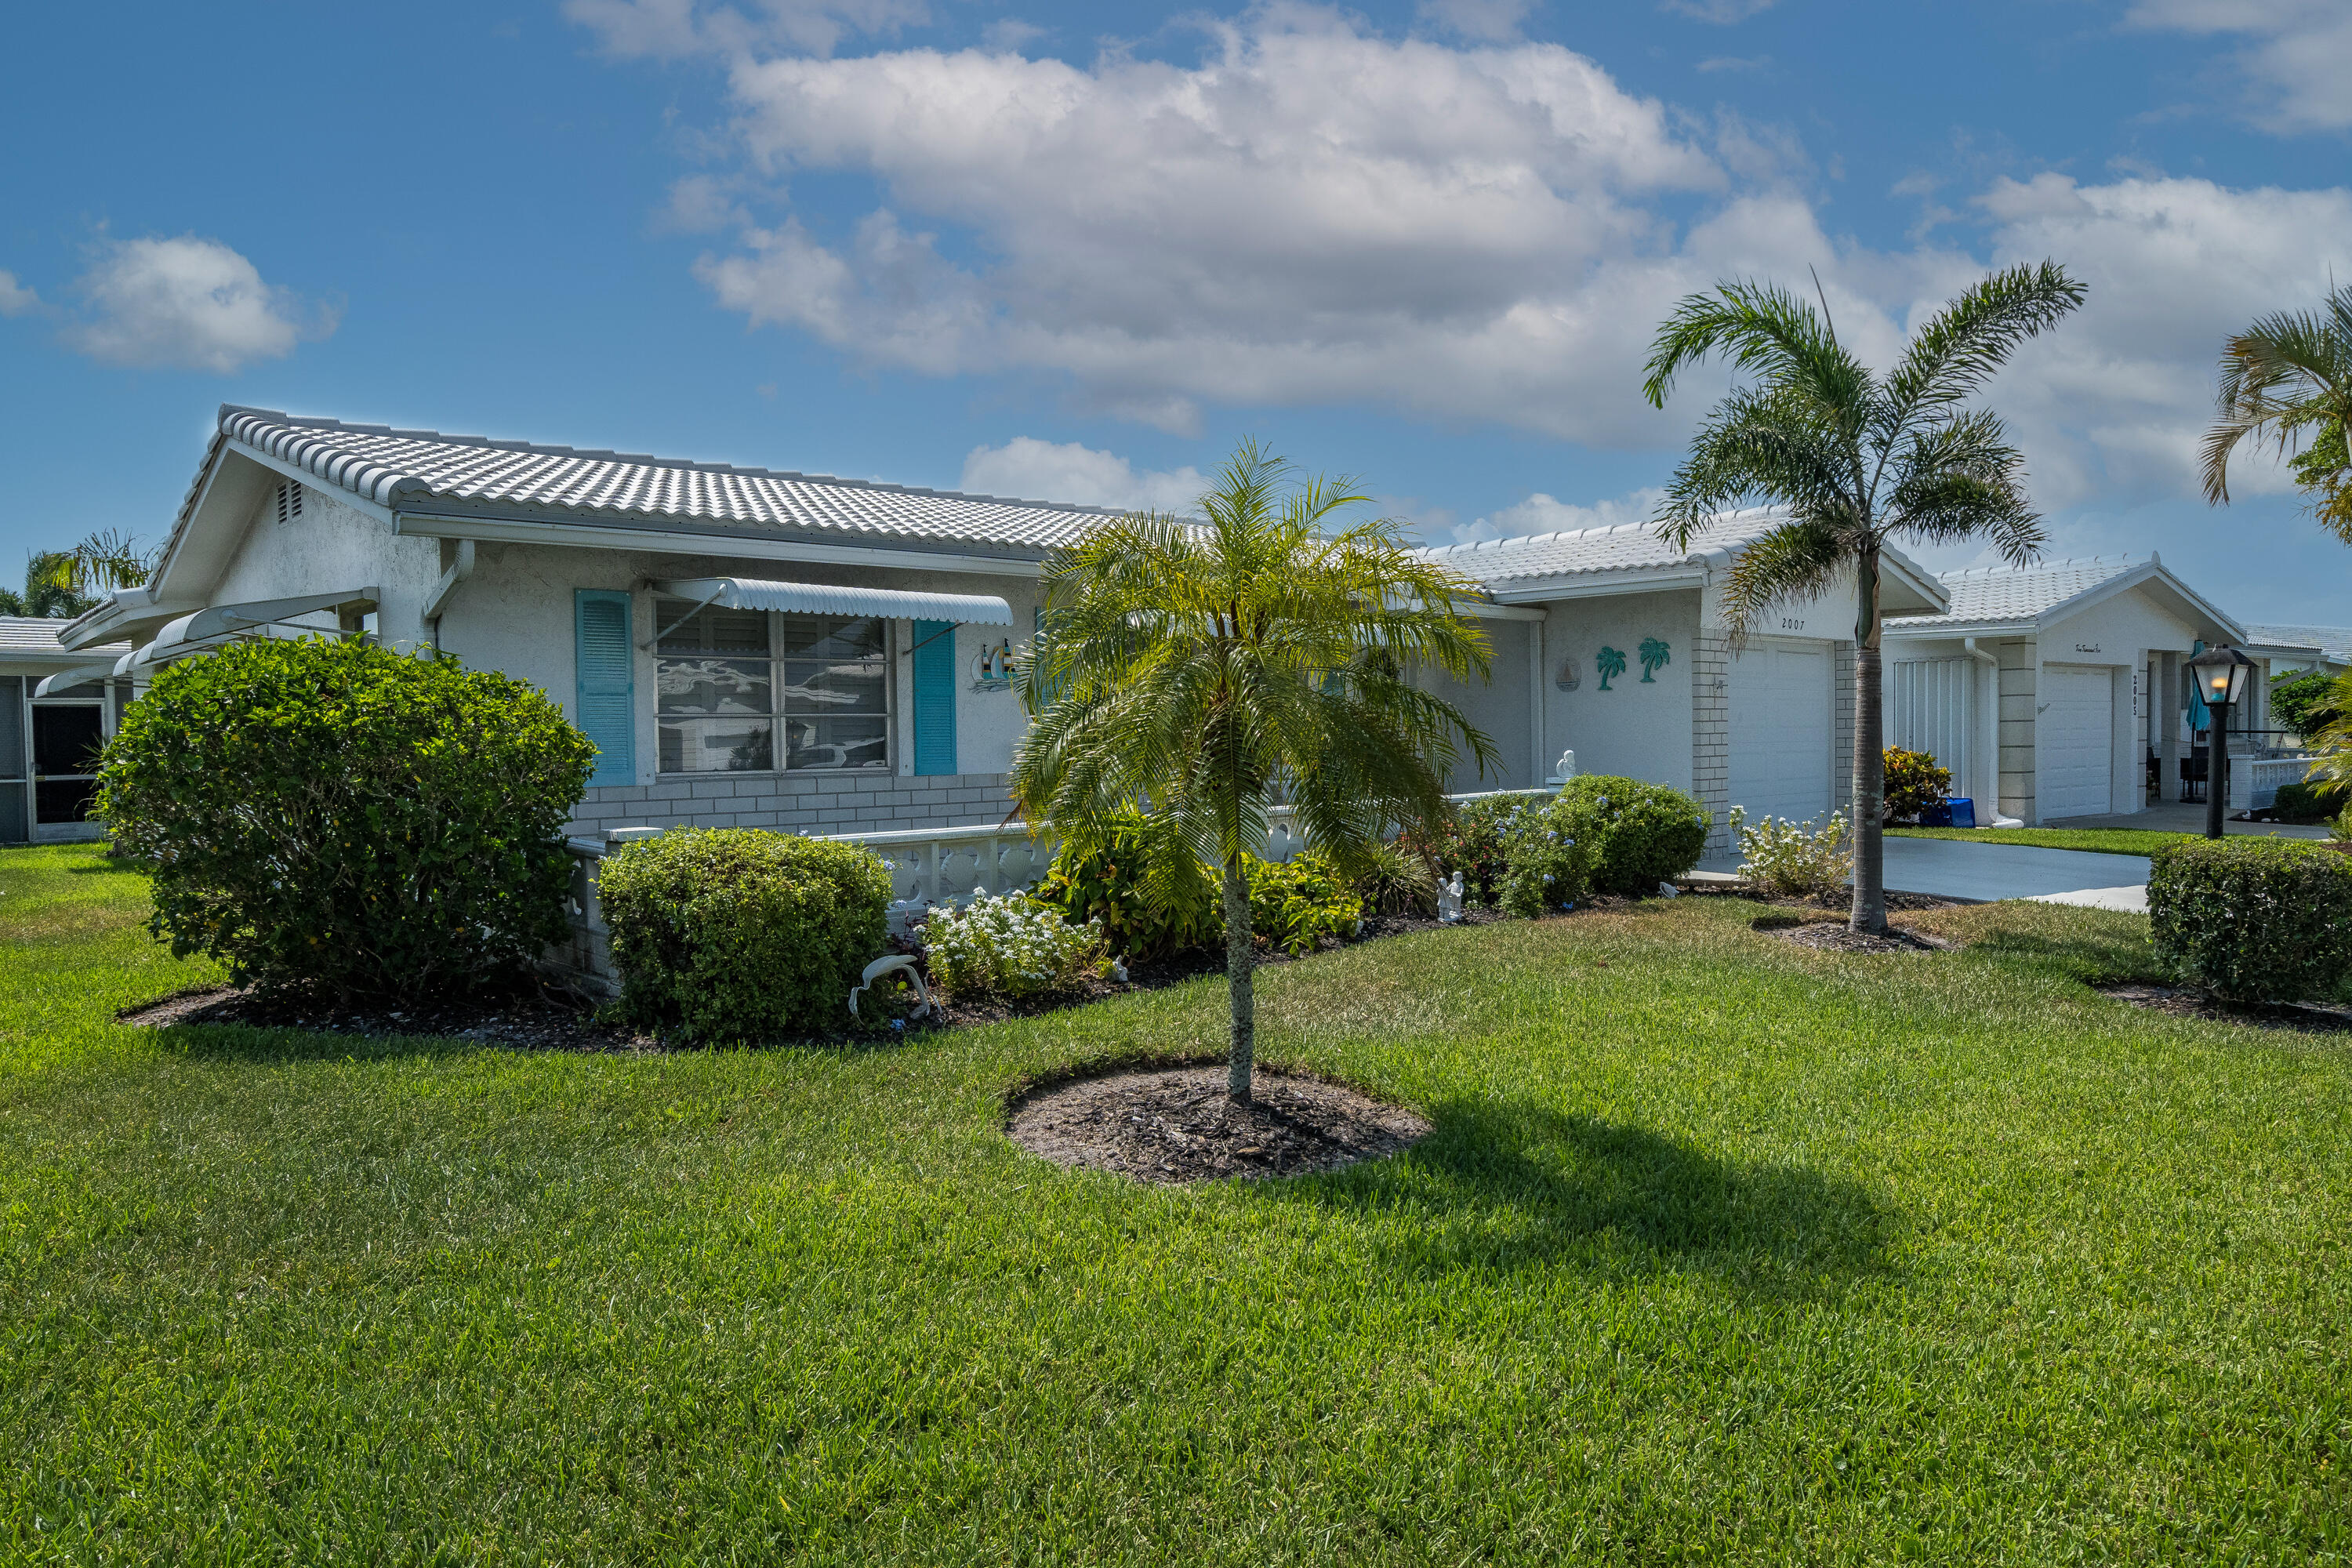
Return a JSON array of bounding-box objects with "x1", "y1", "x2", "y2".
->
[
  {"x1": 31, "y1": 662, "x2": 121, "y2": 699},
  {"x1": 136, "y1": 587, "x2": 381, "y2": 668},
  {"x1": 653, "y1": 577, "x2": 1013, "y2": 626}
]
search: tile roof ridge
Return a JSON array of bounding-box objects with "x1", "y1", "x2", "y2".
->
[{"x1": 215, "y1": 405, "x2": 1128, "y2": 517}]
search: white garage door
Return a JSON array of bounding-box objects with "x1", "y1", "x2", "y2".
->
[
  {"x1": 2039, "y1": 664, "x2": 2113, "y2": 818},
  {"x1": 1729, "y1": 644, "x2": 1835, "y2": 826}
]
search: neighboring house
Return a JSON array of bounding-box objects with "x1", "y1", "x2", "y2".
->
[
  {"x1": 0, "y1": 618, "x2": 131, "y2": 844},
  {"x1": 1882, "y1": 555, "x2": 2246, "y2": 825},
  {"x1": 1417, "y1": 513, "x2": 1948, "y2": 852},
  {"x1": 2242, "y1": 624, "x2": 2350, "y2": 684}
]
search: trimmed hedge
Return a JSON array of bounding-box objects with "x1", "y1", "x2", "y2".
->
[
  {"x1": 95, "y1": 635, "x2": 594, "y2": 999},
  {"x1": 1555, "y1": 775, "x2": 1711, "y2": 895},
  {"x1": 599, "y1": 829, "x2": 894, "y2": 1041},
  {"x1": 2147, "y1": 837, "x2": 2352, "y2": 1004}
]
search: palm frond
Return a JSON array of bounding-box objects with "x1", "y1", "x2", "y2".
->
[
  {"x1": 1881, "y1": 260, "x2": 2085, "y2": 431},
  {"x1": 1715, "y1": 521, "x2": 1849, "y2": 645}
]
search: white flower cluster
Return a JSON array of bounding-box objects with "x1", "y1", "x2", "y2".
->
[
  {"x1": 1729, "y1": 805, "x2": 1851, "y2": 898},
  {"x1": 920, "y1": 889, "x2": 1106, "y2": 1002}
]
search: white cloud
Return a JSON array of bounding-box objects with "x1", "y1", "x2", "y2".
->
[
  {"x1": 2126, "y1": 0, "x2": 2352, "y2": 133},
  {"x1": 658, "y1": 173, "x2": 742, "y2": 233},
  {"x1": 65, "y1": 236, "x2": 333, "y2": 374},
  {"x1": 564, "y1": 0, "x2": 926, "y2": 58},
  {"x1": 1448, "y1": 486, "x2": 1665, "y2": 544},
  {"x1": 959, "y1": 437, "x2": 1207, "y2": 512},
  {"x1": 1660, "y1": 0, "x2": 1774, "y2": 22},
  {"x1": 0, "y1": 270, "x2": 38, "y2": 317},
  {"x1": 1416, "y1": 0, "x2": 1537, "y2": 43},
  {"x1": 1695, "y1": 54, "x2": 1768, "y2": 72}
]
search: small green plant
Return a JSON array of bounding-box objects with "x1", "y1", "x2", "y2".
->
[
  {"x1": 1497, "y1": 808, "x2": 1593, "y2": 920},
  {"x1": 95, "y1": 635, "x2": 594, "y2": 999},
  {"x1": 2148, "y1": 837, "x2": 2352, "y2": 1004},
  {"x1": 599, "y1": 829, "x2": 893, "y2": 1041},
  {"x1": 1881, "y1": 747, "x2": 1953, "y2": 823},
  {"x1": 1397, "y1": 794, "x2": 1537, "y2": 908},
  {"x1": 1555, "y1": 775, "x2": 1711, "y2": 893},
  {"x1": 1730, "y1": 806, "x2": 1852, "y2": 898},
  {"x1": 1246, "y1": 850, "x2": 1366, "y2": 953},
  {"x1": 1034, "y1": 807, "x2": 1219, "y2": 960},
  {"x1": 920, "y1": 891, "x2": 1105, "y2": 1002},
  {"x1": 1352, "y1": 839, "x2": 1437, "y2": 917}
]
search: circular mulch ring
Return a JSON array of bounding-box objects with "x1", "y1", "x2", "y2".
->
[
  {"x1": 1007, "y1": 1063, "x2": 1432, "y2": 1184},
  {"x1": 1749, "y1": 915, "x2": 1951, "y2": 953}
]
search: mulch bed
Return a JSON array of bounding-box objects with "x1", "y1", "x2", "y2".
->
[
  {"x1": 1006, "y1": 1061, "x2": 1431, "y2": 1184},
  {"x1": 118, "y1": 986, "x2": 663, "y2": 1052},
  {"x1": 2095, "y1": 982, "x2": 2352, "y2": 1034},
  {"x1": 1745, "y1": 913, "x2": 1955, "y2": 953}
]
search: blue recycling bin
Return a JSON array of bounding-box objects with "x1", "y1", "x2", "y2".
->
[
  {"x1": 1919, "y1": 800, "x2": 1953, "y2": 827},
  {"x1": 1945, "y1": 797, "x2": 1976, "y2": 829}
]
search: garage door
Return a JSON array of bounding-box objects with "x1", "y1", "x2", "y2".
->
[
  {"x1": 1729, "y1": 644, "x2": 1835, "y2": 826},
  {"x1": 2038, "y1": 664, "x2": 2113, "y2": 818}
]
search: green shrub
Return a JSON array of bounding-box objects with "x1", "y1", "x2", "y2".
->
[
  {"x1": 1554, "y1": 775, "x2": 1712, "y2": 893},
  {"x1": 1730, "y1": 805, "x2": 1851, "y2": 898},
  {"x1": 1497, "y1": 804, "x2": 1593, "y2": 919},
  {"x1": 95, "y1": 635, "x2": 594, "y2": 999},
  {"x1": 2148, "y1": 837, "x2": 2352, "y2": 1004},
  {"x1": 1246, "y1": 850, "x2": 1366, "y2": 953},
  {"x1": 2270, "y1": 668, "x2": 2343, "y2": 742},
  {"x1": 920, "y1": 890, "x2": 1104, "y2": 1001},
  {"x1": 1881, "y1": 747, "x2": 1953, "y2": 823},
  {"x1": 1353, "y1": 839, "x2": 1437, "y2": 918},
  {"x1": 2268, "y1": 779, "x2": 2343, "y2": 824},
  {"x1": 1035, "y1": 808, "x2": 1219, "y2": 960},
  {"x1": 1397, "y1": 794, "x2": 1537, "y2": 908},
  {"x1": 599, "y1": 829, "x2": 893, "y2": 1040}
]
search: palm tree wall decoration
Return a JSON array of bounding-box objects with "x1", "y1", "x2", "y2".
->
[
  {"x1": 1009, "y1": 441, "x2": 1497, "y2": 1104},
  {"x1": 1642, "y1": 262, "x2": 2085, "y2": 934}
]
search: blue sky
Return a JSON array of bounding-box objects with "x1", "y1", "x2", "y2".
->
[{"x1": 2, "y1": 0, "x2": 2348, "y2": 619}]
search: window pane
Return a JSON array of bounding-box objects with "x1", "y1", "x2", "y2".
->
[
  {"x1": 780, "y1": 657, "x2": 886, "y2": 714},
  {"x1": 782, "y1": 717, "x2": 888, "y2": 771},
  {"x1": 658, "y1": 717, "x2": 774, "y2": 773},
  {"x1": 779, "y1": 615, "x2": 884, "y2": 659},
  {"x1": 655, "y1": 600, "x2": 769, "y2": 655},
  {"x1": 657, "y1": 657, "x2": 773, "y2": 716}
]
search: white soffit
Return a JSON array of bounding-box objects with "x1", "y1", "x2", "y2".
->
[{"x1": 655, "y1": 577, "x2": 1013, "y2": 626}]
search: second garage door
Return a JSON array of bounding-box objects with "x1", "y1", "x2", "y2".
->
[
  {"x1": 1729, "y1": 643, "x2": 1835, "y2": 826},
  {"x1": 2038, "y1": 663, "x2": 2114, "y2": 818}
]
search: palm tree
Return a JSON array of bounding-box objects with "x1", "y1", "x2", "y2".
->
[
  {"x1": 1010, "y1": 440, "x2": 1498, "y2": 1104},
  {"x1": 0, "y1": 532, "x2": 158, "y2": 619},
  {"x1": 0, "y1": 552, "x2": 93, "y2": 619},
  {"x1": 2201, "y1": 281, "x2": 2352, "y2": 545},
  {"x1": 1642, "y1": 262, "x2": 2085, "y2": 935}
]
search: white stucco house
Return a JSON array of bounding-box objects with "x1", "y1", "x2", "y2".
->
[
  {"x1": 2, "y1": 618, "x2": 129, "y2": 844},
  {"x1": 1880, "y1": 554, "x2": 2250, "y2": 824},
  {"x1": 2244, "y1": 624, "x2": 2350, "y2": 684}
]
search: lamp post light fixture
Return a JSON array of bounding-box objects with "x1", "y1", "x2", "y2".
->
[{"x1": 2187, "y1": 642, "x2": 2256, "y2": 839}]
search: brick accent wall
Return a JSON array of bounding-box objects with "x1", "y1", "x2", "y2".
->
[
  {"x1": 1997, "y1": 640, "x2": 2037, "y2": 823},
  {"x1": 568, "y1": 771, "x2": 1018, "y2": 838},
  {"x1": 1832, "y1": 641, "x2": 1857, "y2": 815},
  {"x1": 1691, "y1": 630, "x2": 1733, "y2": 856}
]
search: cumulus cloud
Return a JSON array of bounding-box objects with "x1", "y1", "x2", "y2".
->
[
  {"x1": 2126, "y1": 0, "x2": 2352, "y2": 133},
  {"x1": 0, "y1": 270, "x2": 38, "y2": 317},
  {"x1": 1448, "y1": 486, "x2": 1666, "y2": 544},
  {"x1": 1416, "y1": 0, "x2": 1537, "y2": 43},
  {"x1": 65, "y1": 236, "x2": 334, "y2": 373},
  {"x1": 959, "y1": 437, "x2": 1207, "y2": 512},
  {"x1": 564, "y1": 0, "x2": 926, "y2": 58}
]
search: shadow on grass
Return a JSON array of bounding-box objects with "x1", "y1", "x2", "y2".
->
[
  {"x1": 1959, "y1": 927, "x2": 2160, "y2": 985},
  {"x1": 144, "y1": 1019, "x2": 488, "y2": 1065},
  {"x1": 1279, "y1": 1097, "x2": 1893, "y2": 1299},
  {"x1": 65, "y1": 857, "x2": 147, "y2": 877}
]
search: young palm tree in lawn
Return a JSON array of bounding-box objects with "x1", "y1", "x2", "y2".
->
[
  {"x1": 1011, "y1": 440, "x2": 1498, "y2": 1105},
  {"x1": 2201, "y1": 281, "x2": 2352, "y2": 545},
  {"x1": 1642, "y1": 261, "x2": 2085, "y2": 935}
]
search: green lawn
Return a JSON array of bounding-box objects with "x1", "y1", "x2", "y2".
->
[
  {"x1": 5, "y1": 842, "x2": 2350, "y2": 1563},
  {"x1": 1888, "y1": 825, "x2": 2201, "y2": 856}
]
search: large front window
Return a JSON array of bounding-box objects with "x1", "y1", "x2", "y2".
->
[{"x1": 655, "y1": 599, "x2": 890, "y2": 774}]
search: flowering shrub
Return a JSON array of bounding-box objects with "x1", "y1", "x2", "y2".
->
[
  {"x1": 1730, "y1": 805, "x2": 1851, "y2": 898},
  {"x1": 1497, "y1": 805, "x2": 1592, "y2": 919},
  {"x1": 921, "y1": 891, "x2": 1106, "y2": 1002},
  {"x1": 1396, "y1": 794, "x2": 1537, "y2": 907},
  {"x1": 1246, "y1": 850, "x2": 1367, "y2": 953},
  {"x1": 1554, "y1": 775, "x2": 1711, "y2": 893}
]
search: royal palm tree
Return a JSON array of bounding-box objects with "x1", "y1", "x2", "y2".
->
[
  {"x1": 1642, "y1": 262, "x2": 2085, "y2": 935},
  {"x1": 2201, "y1": 281, "x2": 2352, "y2": 545},
  {"x1": 1011, "y1": 440, "x2": 1498, "y2": 1104}
]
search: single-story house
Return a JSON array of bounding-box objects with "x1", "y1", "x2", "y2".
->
[
  {"x1": 2243, "y1": 624, "x2": 2350, "y2": 684},
  {"x1": 1, "y1": 618, "x2": 130, "y2": 844},
  {"x1": 1880, "y1": 554, "x2": 2248, "y2": 824}
]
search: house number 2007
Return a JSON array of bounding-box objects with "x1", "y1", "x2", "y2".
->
[{"x1": 1780, "y1": 617, "x2": 1806, "y2": 630}]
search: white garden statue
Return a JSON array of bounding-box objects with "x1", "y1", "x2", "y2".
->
[
  {"x1": 1546, "y1": 748, "x2": 1578, "y2": 787},
  {"x1": 1437, "y1": 869, "x2": 1465, "y2": 924}
]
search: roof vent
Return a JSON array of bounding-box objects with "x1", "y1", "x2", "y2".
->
[{"x1": 276, "y1": 481, "x2": 304, "y2": 524}]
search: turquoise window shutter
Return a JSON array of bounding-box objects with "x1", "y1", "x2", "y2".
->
[
  {"x1": 575, "y1": 590, "x2": 636, "y2": 787},
  {"x1": 912, "y1": 619, "x2": 957, "y2": 775}
]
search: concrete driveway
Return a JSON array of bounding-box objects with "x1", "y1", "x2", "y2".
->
[{"x1": 1881, "y1": 836, "x2": 2150, "y2": 911}]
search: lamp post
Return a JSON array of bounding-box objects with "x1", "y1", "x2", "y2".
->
[{"x1": 2187, "y1": 643, "x2": 2256, "y2": 839}]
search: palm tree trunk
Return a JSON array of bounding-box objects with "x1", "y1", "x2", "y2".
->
[
  {"x1": 1223, "y1": 855, "x2": 1255, "y2": 1105},
  {"x1": 1851, "y1": 548, "x2": 1888, "y2": 935}
]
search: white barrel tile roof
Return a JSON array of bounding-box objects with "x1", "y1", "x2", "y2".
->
[
  {"x1": 1886, "y1": 556, "x2": 2143, "y2": 629},
  {"x1": 1413, "y1": 510, "x2": 1781, "y2": 585}
]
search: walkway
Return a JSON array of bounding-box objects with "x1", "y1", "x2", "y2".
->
[{"x1": 2052, "y1": 802, "x2": 2331, "y2": 839}]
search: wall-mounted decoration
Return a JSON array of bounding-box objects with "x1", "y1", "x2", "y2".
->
[
  {"x1": 970, "y1": 638, "x2": 1019, "y2": 691},
  {"x1": 1638, "y1": 637, "x2": 1671, "y2": 682},
  {"x1": 1554, "y1": 658, "x2": 1581, "y2": 691},
  {"x1": 1595, "y1": 645, "x2": 1628, "y2": 690}
]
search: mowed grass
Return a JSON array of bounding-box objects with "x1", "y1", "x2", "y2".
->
[
  {"x1": 1888, "y1": 826, "x2": 2199, "y2": 856},
  {"x1": 4, "y1": 844, "x2": 2350, "y2": 1564}
]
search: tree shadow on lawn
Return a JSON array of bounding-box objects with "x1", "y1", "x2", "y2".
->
[
  {"x1": 145, "y1": 1019, "x2": 490, "y2": 1065},
  {"x1": 1951, "y1": 926, "x2": 2161, "y2": 986},
  {"x1": 1274, "y1": 1097, "x2": 1894, "y2": 1301}
]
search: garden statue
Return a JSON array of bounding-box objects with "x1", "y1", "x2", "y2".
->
[
  {"x1": 1437, "y1": 869, "x2": 1465, "y2": 924},
  {"x1": 1547, "y1": 748, "x2": 1577, "y2": 786}
]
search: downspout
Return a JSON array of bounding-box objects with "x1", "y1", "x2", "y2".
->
[
  {"x1": 423, "y1": 539, "x2": 475, "y2": 652},
  {"x1": 1962, "y1": 637, "x2": 2019, "y2": 826}
]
